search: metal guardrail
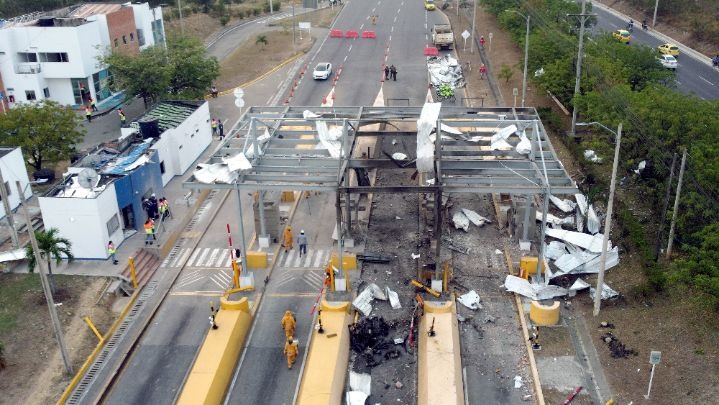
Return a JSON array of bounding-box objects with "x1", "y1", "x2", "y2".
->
[{"x1": 15, "y1": 63, "x2": 41, "y2": 74}]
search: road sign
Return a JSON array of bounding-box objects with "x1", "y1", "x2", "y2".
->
[
  {"x1": 649, "y1": 350, "x2": 661, "y2": 365},
  {"x1": 233, "y1": 87, "x2": 244, "y2": 99},
  {"x1": 488, "y1": 32, "x2": 493, "y2": 40},
  {"x1": 235, "y1": 98, "x2": 245, "y2": 108},
  {"x1": 299, "y1": 22, "x2": 311, "y2": 30},
  {"x1": 461, "y1": 30, "x2": 470, "y2": 40},
  {"x1": 512, "y1": 88, "x2": 519, "y2": 96}
]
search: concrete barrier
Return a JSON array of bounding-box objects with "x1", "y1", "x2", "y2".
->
[
  {"x1": 529, "y1": 300, "x2": 560, "y2": 326},
  {"x1": 296, "y1": 301, "x2": 351, "y2": 405},
  {"x1": 246, "y1": 250, "x2": 268, "y2": 268},
  {"x1": 329, "y1": 253, "x2": 357, "y2": 270},
  {"x1": 176, "y1": 297, "x2": 252, "y2": 405},
  {"x1": 418, "y1": 300, "x2": 465, "y2": 405}
]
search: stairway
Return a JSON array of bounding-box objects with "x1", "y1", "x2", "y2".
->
[{"x1": 116, "y1": 248, "x2": 160, "y2": 295}]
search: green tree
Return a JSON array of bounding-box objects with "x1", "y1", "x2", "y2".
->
[
  {"x1": 255, "y1": 34, "x2": 268, "y2": 50},
  {"x1": 166, "y1": 35, "x2": 220, "y2": 99},
  {"x1": 498, "y1": 64, "x2": 514, "y2": 83},
  {"x1": 101, "y1": 45, "x2": 171, "y2": 108},
  {"x1": 0, "y1": 101, "x2": 85, "y2": 171},
  {"x1": 672, "y1": 223, "x2": 719, "y2": 310},
  {"x1": 24, "y1": 228, "x2": 74, "y2": 297}
]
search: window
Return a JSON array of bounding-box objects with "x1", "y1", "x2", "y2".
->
[
  {"x1": 130, "y1": 32, "x2": 134, "y2": 41},
  {"x1": 71, "y1": 78, "x2": 89, "y2": 105},
  {"x1": 114, "y1": 38, "x2": 119, "y2": 47},
  {"x1": 92, "y1": 69, "x2": 112, "y2": 102},
  {"x1": 151, "y1": 19, "x2": 165, "y2": 45},
  {"x1": 137, "y1": 29, "x2": 145, "y2": 46},
  {"x1": 106, "y1": 214, "x2": 120, "y2": 235},
  {"x1": 39, "y1": 52, "x2": 69, "y2": 62},
  {"x1": 25, "y1": 90, "x2": 36, "y2": 101},
  {"x1": 17, "y1": 52, "x2": 38, "y2": 62},
  {"x1": 122, "y1": 35, "x2": 127, "y2": 44},
  {"x1": 43, "y1": 87, "x2": 50, "y2": 98},
  {"x1": 160, "y1": 161, "x2": 166, "y2": 174}
]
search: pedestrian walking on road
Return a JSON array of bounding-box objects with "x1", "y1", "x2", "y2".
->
[
  {"x1": 284, "y1": 337, "x2": 299, "y2": 369},
  {"x1": 159, "y1": 197, "x2": 172, "y2": 220},
  {"x1": 384, "y1": 65, "x2": 390, "y2": 80},
  {"x1": 479, "y1": 63, "x2": 487, "y2": 80},
  {"x1": 85, "y1": 105, "x2": 92, "y2": 122},
  {"x1": 211, "y1": 85, "x2": 219, "y2": 98},
  {"x1": 479, "y1": 35, "x2": 486, "y2": 48},
  {"x1": 281, "y1": 310, "x2": 296, "y2": 339},
  {"x1": 298, "y1": 230, "x2": 308, "y2": 257},
  {"x1": 218, "y1": 121, "x2": 225, "y2": 140},
  {"x1": 89, "y1": 97, "x2": 98, "y2": 112},
  {"x1": 390, "y1": 65, "x2": 397, "y2": 81},
  {"x1": 107, "y1": 241, "x2": 118, "y2": 265},
  {"x1": 144, "y1": 218, "x2": 156, "y2": 245},
  {"x1": 283, "y1": 226, "x2": 294, "y2": 252},
  {"x1": 118, "y1": 108, "x2": 126, "y2": 126}
]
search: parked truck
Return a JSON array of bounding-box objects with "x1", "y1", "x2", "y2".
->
[{"x1": 432, "y1": 24, "x2": 454, "y2": 50}]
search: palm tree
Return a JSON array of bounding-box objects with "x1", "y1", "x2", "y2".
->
[
  {"x1": 25, "y1": 228, "x2": 74, "y2": 296},
  {"x1": 255, "y1": 34, "x2": 268, "y2": 50}
]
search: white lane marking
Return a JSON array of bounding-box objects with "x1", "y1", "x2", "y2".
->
[
  {"x1": 206, "y1": 248, "x2": 221, "y2": 267},
  {"x1": 349, "y1": 44, "x2": 352, "y2": 52},
  {"x1": 225, "y1": 254, "x2": 233, "y2": 268},
  {"x1": 215, "y1": 249, "x2": 229, "y2": 267},
  {"x1": 313, "y1": 249, "x2": 325, "y2": 267},
  {"x1": 389, "y1": 35, "x2": 392, "y2": 41},
  {"x1": 303, "y1": 250, "x2": 313, "y2": 267},
  {"x1": 394, "y1": 16, "x2": 397, "y2": 23},
  {"x1": 372, "y1": 7, "x2": 376, "y2": 13},
  {"x1": 284, "y1": 249, "x2": 296, "y2": 266},
  {"x1": 698, "y1": 75, "x2": 714, "y2": 85},
  {"x1": 391, "y1": 26, "x2": 395, "y2": 33},
  {"x1": 210, "y1": 276, "x2": 226, "y2": 289},
  {"x1": 292, "y1": 251, "x2": 303, "y2": 267},
  {"x1": 344, "y1": 55, "x2": 349, "y2": 62},
  {"x1": 360, "y1": 23, "x2": 365, "y2": 30},
  {"x1": 168, "y1": 248, "x2": 186, "y2": 267},
  {"x1": 186, "y1": 248, "x2": 201, "y2": 267}
]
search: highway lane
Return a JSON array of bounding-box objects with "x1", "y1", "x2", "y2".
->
[{"x1": 591, "y1": 4, "x2": 719, "y2": 100}]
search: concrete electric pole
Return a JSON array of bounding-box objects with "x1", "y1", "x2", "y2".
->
[
  {"x1": 16, "y1": 181, "x2": 73, "y2": 374},
  {"x1": 593, "y1": 123, "x2": 621, "y2": 316},
  {"x1": 665, "y1": 149, "x2": 687, "y2": 259},
  {"x1": 568, "y1": 0, "x2": 596, "y2": 137},
  {"x1": 0, "y1": 170, "x2": 19, "y2": 247}
]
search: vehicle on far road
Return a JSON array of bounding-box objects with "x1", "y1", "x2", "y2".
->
[
  {"x1": 612, "y1": 29, "x2": 631, "y2": 44},
  {"x1": 657, "y1": 54, "x2": 678, "y2": 70},
  {"x1": 424, "y1": 0, "x2": 436, "y2": 11},
  {"x1": 313, "y1": 62, "x2": 333, "y2": 80},
  {"x1": 432, "y1": 24, "x2": 454, "y2": 50},
  {"x1": 658, "y1": 43, "x2": 680, "y2": 57}
]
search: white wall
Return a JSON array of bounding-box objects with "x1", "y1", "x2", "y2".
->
[
  {"x1": 150, "y1": 102, "x2": 212, "y2": 185},
  {"x1": 39, "y1": 182, "x2": 124, "y2": 259},
  {"x1": 0, "y1": 148, "x2": 33, "y2": 218},
  {"x1": 131, "y1": 4, "x2": 164, "y2": 50}
]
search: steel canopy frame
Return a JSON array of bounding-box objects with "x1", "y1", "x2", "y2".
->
[{"x1": 183, "y1": 106, "x2": 578, "y2": 282}]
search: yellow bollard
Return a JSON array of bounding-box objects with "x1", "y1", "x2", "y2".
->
[
  {"x1": 128, "y1": 257, "x2": 138, "y2": 289},
  {"x1": 232, "y1": 259, "x2": 240, "y2": 289},
  {"x1": 84, "y1": 316, "x2": 103, "y2": 342}
]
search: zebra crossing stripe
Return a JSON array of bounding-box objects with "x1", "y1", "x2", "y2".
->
[
  {"x1": 186, "y1": 248, "x2": 202, "y2": 267},
  {"x1": 284, "y1": 250, "x2": 296, "y2": 267},
  {"x1": 292, "y1": 251, "x2": 303, "y2": 267},
  {"x1": 170, "y1": 248, "x2": 191, "y2": 268},
  {"x1": 194, "y1": 248, "x2": 211, "y2": 267},
  {"x1": 206, "y1": 248, "x2": 221, "y2": 267},
  {"x1": 209, "y1": 276, "x2": 226, "y2": 289},
  {"x1": 215, "y1": 250, "x2": 229, "y2": 268},
  {"x1": 313, "y1": 250, "x2": 326, "y2": 268}
]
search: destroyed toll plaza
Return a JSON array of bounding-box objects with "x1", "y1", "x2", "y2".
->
[{"x1": 183, "y1": 105, "x2": 579, "y2": 403}]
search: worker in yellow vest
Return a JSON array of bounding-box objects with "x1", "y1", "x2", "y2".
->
[
  {"x1": 144, "y1": 218, "x2": 155, "y2": 245},
  {"x1": 283, "y1": 226, "x2": 294, "y2": 252},
  {"x1": 281, "y1": 310, "x2": 296, "y2": 339},
  {"x1": 284, "y1": 337, "x2": 299, "y2": 369},
  {"x1": 107, "y1": 241, "x2": 118, "y2": 265}
]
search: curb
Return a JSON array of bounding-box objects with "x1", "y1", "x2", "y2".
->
[{"x1": 209, "y1": 52, "x2": 306, "y2": 99}]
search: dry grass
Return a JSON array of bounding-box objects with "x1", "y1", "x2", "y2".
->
[
  {"x1": 270, "y1": 6, "x2": 340, "y2": 29},
  {"x1": 164, "y1": 12, "x2": 221, "y2": 41},
  {"x1": 216, "y1": 30, "x2": 314, "y2": 91}
]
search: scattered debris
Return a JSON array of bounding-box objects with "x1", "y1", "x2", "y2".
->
[
  {"x1": 600, "y1": 332, "x2": 638, "y2": 358},
  {"x1": 345, "y1": 391, "x2": 368, "y2": 405},
  {"x1": 536, "y1": 211, "x2": 575, "y2": 227},
  {"x1": 599, "y1": 321, "x2": 615, "y2": 329},
  {"x1": 442, "y1": 236, "x2": 470, "y2": 254},
  {"x1": 357, "y1": 253, "x2": 392, "y2": 264},
  {"x1": 549, "y1": 195, "x2": 577, "y2": 213},
  {"x1": 634, "y1": 160, "x2": 646, "y2": 175},
  {"x1": 562, "y1": 386, "x2": 584, "y2": 404},
  {"x1": 411, "y1": 253, "x2": 420, "y2": 260},
  {"x1": 583, "y1": 149, "x2": 602, "y2": 163},
  {"x1": 590, "y1": 283, "x2": 619, "y2": 301},
  {"x1": 353, "y1": 286, "x2": 375, "y2": 316},
  {"x1": 569, "y1": 278, "x2": 591, "y2": 291},
  {"x1": 427, "y1": 55, "x2": 465, "y2": 89},
  {"x1": 452, "y1": 211, "x2": 470, "y2": 231},
  {"x1": 461, "y1": 208, "x2": 491, "y2": 227},
  {"x1": 514, "y1": 375, "x2": 523, "y2": 389},
  {"x1": 393, "y1": 337, "x2": 405, "y2": 345},
  {"x1": 503, "y1": 275, "x2": 569, "y2": 300},
  {"x1": 392, "y1": 152, "x2": 408, "y2": 161},
  {"x1": 495, "y1": 249, "x2": 502, "y2": 255},
  {"x1": 544, "y1": 228, "x2": 609, "y2": 253},
  {"x1": 587, "y1": 205, "x2": 600, "y2": 234},
  {"x1": 349, "y1": 371, "x2": 372, "y2": 396},
  {"x1": 395, "y1": 381, "x2": 403, "y2": 389},
  {"x1": 458, "y1": 290, "x2": 481, "y2": 310},
  {"x1": 386, "y1": 286, "x2": 402, "y2": 309}
]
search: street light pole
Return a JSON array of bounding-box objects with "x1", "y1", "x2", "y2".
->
[
  {"x1": 567, "y1": 0, "x2": 596, "y2": 136},
  {"x1": 16, "y1": 181, "x2": 73, "y2": 374},
  {"x1": 652, "y1": 0, "x2": 659, "y2": 27},
  {"x1": 593, "y1": 123, "x2": 622, "y2": 316},
  {"x1": 471, "y1": 0, "x2": 477, "y2": 54},
  {"x1": 177, "y1": 0, "x2": 185, "y2": 35},
  {"x1": 508, "y1": 10, "x2": 530, "y2": 108}
]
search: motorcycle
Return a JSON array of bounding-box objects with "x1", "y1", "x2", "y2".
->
[{"x1": 712, "y1": 57, "x2": 719, "y2": 69}]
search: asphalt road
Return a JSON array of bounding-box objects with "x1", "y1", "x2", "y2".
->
[{"x1": 591, "y1": 4, "x2": 719, "y2": 100}]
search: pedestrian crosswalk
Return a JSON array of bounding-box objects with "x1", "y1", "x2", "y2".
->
[
  {"x1": 161, "y1": 246, "x2": 333, "y2": 270},
  {"x1": 275, "y1": 269, "x2": 326, "y2": 291},
  {"x1": 276, "y1": 248, "x2": 331, "y2": 269},
  {"x1": 175, "y1": 268, "x2": 233, "y2": 290}
]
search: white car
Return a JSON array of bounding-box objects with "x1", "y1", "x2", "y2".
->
[
  {"x1": 657, "y1": 54, "x2": 677, "y2": 70},
  {"x1": 313, "y1": 62, "x2": 332, "y2": 80}
]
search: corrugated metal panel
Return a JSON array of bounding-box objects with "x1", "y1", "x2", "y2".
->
[{"x1": 71, "y1": 3, "x2": 122, "y2": 18}]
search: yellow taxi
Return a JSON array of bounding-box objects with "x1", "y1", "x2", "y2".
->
[
  {"x1": 424, "y1": 0, "x2": 436, "y2": 11},
  {"x1": 657, "y1": 43, "x2": 680, "y2": 57},
  {"x1": 612, "y1": 29, "x2": 631, "y2": 44}
]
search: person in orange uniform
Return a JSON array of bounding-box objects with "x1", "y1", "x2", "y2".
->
[
  {"x1": 284, "y1": 337, "x2": 299, "y2": 369},
  {"x1": 283, "y1": 226, "x2": 294, "y2": 252},
  {"x1": 281, "y1": 310, "x2": 296, "y2": 339}
]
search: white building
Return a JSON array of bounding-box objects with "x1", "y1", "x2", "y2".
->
[
  {"x1": 0, "y1": 147, "x2": 33, "y2": 219},
  {"x1": 39, "y1": 100, "x2": 211, "y2": 259},
  {"x1": 0, "y1": 2, "x2": 164, "y2": 107}
]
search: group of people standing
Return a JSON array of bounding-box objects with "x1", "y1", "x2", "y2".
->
[
  {"x1": 141, "y1": 194, "x2": 171, "y2": 246},
  {"x1": 211, "y1": 118, "x2": 225, "y2": 140},
  {"x1": 383, "y1": 64, "x2": 398, "y2": 81},
  {"x1": 282, "y1": 226, "x2": 309, "y2": 257}
]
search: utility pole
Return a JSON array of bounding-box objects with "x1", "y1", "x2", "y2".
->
[
  {"x1": 16, "y1": 181, "x2": 73, "y2": 374},
  {"x1": 665, "y1": 149, "x2": 687, "y2": 259},
  {"x1": 177, "y1": 0, "x2": 185, "y2": 35},
  {"x1": 508, "y1": 10, "x2": 530, "y2": 108},
  {"x1": 292, "y1": 1, "x2": 296, "y2": 45},
  {"x1": 593, "y1": 123, "x2": 621, "y2": 316},
  {"x1": 652, "y1": 0, "x2": 659, "y2": 27},
  {"x1": 654, "y1": 152, "x2": 677, "y2": 261},
  {"x1": 471, "y1": 0, "x2": 477, "y2": 54},
  {"x1": 567, "y1": 0, "x2": 596, "y2": 136},
  {"x1": 0, "y1": 170, "x2": 19, "y2": 248}
]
